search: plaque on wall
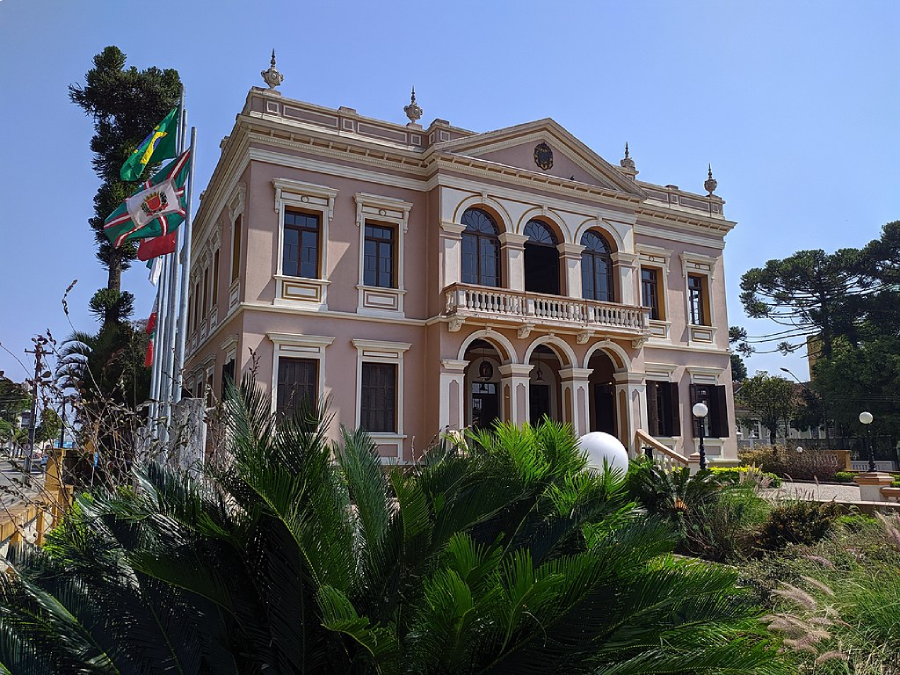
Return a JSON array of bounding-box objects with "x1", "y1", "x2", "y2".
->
[{"x1": 534, "y1": 142, "x2": 553, "y2": 171}]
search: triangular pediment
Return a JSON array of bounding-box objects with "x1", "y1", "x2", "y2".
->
[{"x1": 435, "y1": 119, "x2": 645, "y2": 198}]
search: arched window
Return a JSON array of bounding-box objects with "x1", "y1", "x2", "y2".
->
[
  {"x1": 461, "y1": 208, "x2": 501, "y2": 287},
  {"x1": 524, "y1": 220, "x2": 560, "y2": 295},
  {"x1": 581, "y1": 230, "x2": 615, "y2": 302}
]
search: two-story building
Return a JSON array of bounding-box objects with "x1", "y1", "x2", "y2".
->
[{"x1": 184, "y1": 80, "x2": 737, "y2": 465}]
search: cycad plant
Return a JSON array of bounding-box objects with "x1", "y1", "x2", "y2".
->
[{"x1": 0, "y1": 377, "x2": 789, "y2": 674}]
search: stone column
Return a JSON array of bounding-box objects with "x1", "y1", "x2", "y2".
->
[
  {"x1": 499, "y1": 232, "x2": 529, "y2": 292},
  {"x1": 439, "y1": 359, "x2": 468, "y2": 430},
  {"x1": 559, "y1": 367, "x2": 593, "y2": 436},
  {"x1": 613, "y1": 371, "x2": 646, "y2": 454},
  {"x1": 612, "y1": 251, "x2": 638, "y2": 306},
  {"x1": 557, "y1": 243, "x2": 585, "y2": 298},
  {"x1": 439, "y1": 222, "x2": 466, "y2": 289},
  {"x1": 499, "y1": 363, "x2": 532, "y2": 424}
]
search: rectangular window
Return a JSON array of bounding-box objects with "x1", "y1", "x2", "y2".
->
[
  {"x1": 201, "y1": 266, "x2": 209, "y2": 317},
  {"x1": 647, "y1": 381, "x2": 680, "y2": 437},
  {"x1": 363, "y1": 224, "x2": 395, "y2": 288},
  {"x1": 641, "y1": 268, "x2": 661, "y2": 320},
  {"x1": 360, "y1": 362, "x2": 397, "y2": 433},
  {"x1": 277, "y1": 357, "x2": 318, "y2": 417},
  {"x1": 688, "y1": 275, "x2": 708, "y2": 326},
  {"x1": 220, "y1": 357, "x2": 235, "y2": 399},
  {"x1": 283, "y1": 211, "x2": 320, "y2": 279},
  {"x1": 690, "y1": 383, "x2": 729, "y2": 438},
  {"x1": 231, "y1": 215, "x2": 242, "y2": 283},
  {"x1": 192, "y1": 281, "x2": 201, "y2": 332},
  {"x1": 212, "y1": 249, "x2": 220, "y2": 309}
]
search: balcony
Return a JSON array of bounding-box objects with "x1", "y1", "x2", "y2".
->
[{"x1": 443, "y1": 283, "x2": 650, "y2": 343}]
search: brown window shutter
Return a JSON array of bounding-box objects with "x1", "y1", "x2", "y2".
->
[
  {"x1": 647, "y1": 381, "x2": 659, "y2": 436},
  {"x1": 713, "y1": 385, "x2": 729, "y2": 438},
  {"x1": 668, "y1": 382, "x2": 681, "y2": 437}
]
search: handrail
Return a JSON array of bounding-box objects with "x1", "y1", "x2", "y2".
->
[
  {"x1": 635, "y1": 429, "x2": 690, "y2": 470},
  {"x1": 444, "y1": 283, "x2": 650, "y2": 333}
]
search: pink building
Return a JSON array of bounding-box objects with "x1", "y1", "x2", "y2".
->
[{"x1": 185, "y1": 83, "x2": 738, "y2": 466}]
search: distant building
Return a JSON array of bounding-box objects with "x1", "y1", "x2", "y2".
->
[{"x1": 184, "y1": 82, "x2": 739, "y2": 465}]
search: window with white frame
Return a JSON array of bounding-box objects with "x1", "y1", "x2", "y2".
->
[
  {"x1": 353, "y1": 339, "x2": 411, "y2": 441},
  {"x1": 267, "y1": 332, "x2": 334, "y2": 414},
  {"x1": 354, "y1": 193, "x2": 411, "y2": 316},
  {"x1": 272, "y1": 179, "x2": 338, "y2": 308}
]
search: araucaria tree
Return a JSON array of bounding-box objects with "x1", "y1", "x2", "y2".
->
[
  {"x1": 740, "y1": 221, "x2": 900, "y2": 442},
  {"x1": 0, "y1": 379, "x2": 789, "y2": 674},
  {"x1": 69, "y1": 46, "x2": 181, "y2": 327}
]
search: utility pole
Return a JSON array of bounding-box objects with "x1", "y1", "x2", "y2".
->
[{"x1": 24, "y1": 335, "x2": 49, "y2": 474}]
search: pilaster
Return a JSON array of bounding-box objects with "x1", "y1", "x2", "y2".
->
[
  {"x1": 612, "y1": 251, "x2": 638, "y2": 306},
  {"x1": 439, "y1": 358, "x2": 468, "y2": 430},
  {"x1": 557, "y1": 242, "x2": 586, "y2": 298},
  {"x1": 559, "y1": 367, "x2": 593, "y2": 436},
  {"x1": 499, "y1": 232, "x2": 529, "y2": 292},
  {"x1": 499, "y1": 363, "x2": 532, "y2": 424}
]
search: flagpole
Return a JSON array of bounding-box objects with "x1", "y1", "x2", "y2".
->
[
  {"x1": 160, "y1": 91, "x2": 188, "y2": 440},
  {"x1": 151, "y1": 255, "x2": 169, "y2": 438},
  {"x1": 173, "y1": 126, "x2": 197, "y2": 406}
]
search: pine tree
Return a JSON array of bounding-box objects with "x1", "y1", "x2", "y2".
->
[{"x1": 69, "y1": 46, "x2": 181, "y2": 326}]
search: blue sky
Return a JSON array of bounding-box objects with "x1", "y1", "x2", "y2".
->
[{"x1": 1, "y1": 0, "x2": 899, "y2": 383}]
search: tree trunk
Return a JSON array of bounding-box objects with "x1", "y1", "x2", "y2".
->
[
  {"x1": 107, "y1": 250, "x2": 122, "y2": 293},
  {"x1": 769, "y1": 428, "x2": 777, "y2": 445},
  {"x1": 105, "y1": 250, "x2": 123, "y2": 329}
]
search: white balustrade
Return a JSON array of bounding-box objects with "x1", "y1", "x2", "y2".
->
[{"x1": 444, "y1": 284, "x2": 649, "y2": 334}]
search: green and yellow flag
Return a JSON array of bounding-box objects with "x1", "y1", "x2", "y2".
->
[{"x1": 120, "y1": 107, "x2": 179, "y2": 181}]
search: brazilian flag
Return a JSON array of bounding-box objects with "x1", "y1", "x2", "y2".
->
[{"x1": 120, "y1": 107, "x2": 179, "y2": 181}]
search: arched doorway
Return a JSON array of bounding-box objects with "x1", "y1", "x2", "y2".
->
[
  {"x1": 464, "y1": 339, "x2": 503, "y2": 430},
  {"x1": 587, "y1": 349, "x2": 617, "y2": 437},
  {"x1": 524, "y1": 220, "x2": 560, "y2": 295},
  {"x1": 528, "y1": 344, "x2": 562, "y2": 423}
]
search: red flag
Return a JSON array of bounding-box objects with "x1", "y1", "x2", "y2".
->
[
  {"x1": 144, "y1": 340, "x2": 154, "y2": 368},
  {"x1": 146, "y1": 297, "x2": 158, "y2": 335},
  {"x1": 137, "y1": 231, "x2": 178, "y2": 261}
]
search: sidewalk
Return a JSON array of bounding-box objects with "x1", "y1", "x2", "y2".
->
[
  {"x1": 0, "y1": 457, "x2": 44, "y2": 509},
  {"x1": 762, "y1": 480, "x2": 861, "y2": 502}
]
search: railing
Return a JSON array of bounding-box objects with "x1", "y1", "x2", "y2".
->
[
  {"x1": 635, "y1": 429, "x2": 690, "y2": 471},
  {"x1": 444, "y1": 283, "x2": 650, "y2": 335}
]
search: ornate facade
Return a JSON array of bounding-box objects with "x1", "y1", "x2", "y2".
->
[{"x1": 185, "y1": 83, "x2": 738, "y2": 465}]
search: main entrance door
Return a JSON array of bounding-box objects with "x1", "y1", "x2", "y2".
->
[
  {"x1": 529, "y1": 383, "x2": 552, "y2": 423},
  {"x1": 471, "y1": 382, "x2": 499, "y2": 430},
  {"x1": 593, "y1": 383, "x2": 616, "y2": 435}
]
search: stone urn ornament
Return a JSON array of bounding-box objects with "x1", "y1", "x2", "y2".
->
[{"x1": 261, "y1": 50, "x2": 284, "y2": 90}]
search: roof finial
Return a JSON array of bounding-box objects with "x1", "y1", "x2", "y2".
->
[
  {"x1": 403, "y1": 86, "x2": 423, "y2": 127},
  {"x1": 704, "y1": 164, "x2": 718, "y2": 196},
  {"x1": 620, "y1": 142, "x2": 636, "y2": 173},
  {"x1": 261, "y1": 49, "x2": 284, "y2": 90}
]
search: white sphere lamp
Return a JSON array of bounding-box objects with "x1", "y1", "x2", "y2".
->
[{"x1": 578, "y1": 432, "x2": 629, "y2": 475}]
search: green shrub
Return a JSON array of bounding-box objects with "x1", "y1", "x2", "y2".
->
[
  {"x1": 626, "y1": 462, "x2": 771, "y2": 562},
  {"x1": 834, "y1": 470, "x2": 856, "y2": 482},
  {"x1": 755, "y1": 501, "x2": 842, "y2": 553},
  {"x1": 709, "y1": 465, "x2": 782, "y2": 487},
  {"x1": 739, "y1": 446, "x2": 841, "y2": 481}
]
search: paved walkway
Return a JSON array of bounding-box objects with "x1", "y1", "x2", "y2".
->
[
  {"x1": 0, "y1": 457, "x2": 43, "y2": 509},
  {"x1": 762, "y1": 481, "x2": 860, "y2": 502}
]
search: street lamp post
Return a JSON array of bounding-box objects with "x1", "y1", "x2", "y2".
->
[
  {"x1": 692, "y1": 402, "x2": 709, "y2": 471},
  {"x1": 859, "y1": 411, "x2": 874, "y2": 472}
]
